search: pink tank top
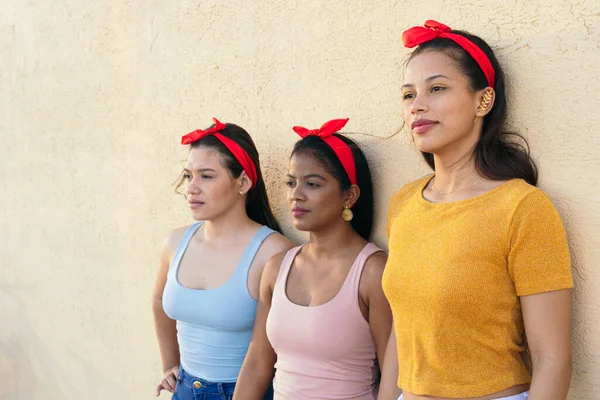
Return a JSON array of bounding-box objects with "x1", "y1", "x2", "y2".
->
[{"x1": 266, "y1": 243, "x2": 382, "y2": 400}]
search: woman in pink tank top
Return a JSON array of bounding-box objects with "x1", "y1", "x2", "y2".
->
[{"x1": 233, "y1": 119, "x2": 393, "y2": 400}]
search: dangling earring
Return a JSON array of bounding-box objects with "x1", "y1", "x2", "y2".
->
[{"x1": 342, "y1": 205, "x2": 353, "y2": 222}]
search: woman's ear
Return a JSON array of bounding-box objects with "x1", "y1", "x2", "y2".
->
[
  {"x1": 344, "y1": 184, "x2": 361, "y2": 208},
  {"x1": 475, "y1": 87, "x2": 496, "y2": 118},
  {"x1": 238, "y1": 171, "x2": 253, "y2": 195}
]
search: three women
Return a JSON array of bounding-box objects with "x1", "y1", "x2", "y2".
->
[{"x1": 154, "y1": 20, "x2": 573, "y2": 400}]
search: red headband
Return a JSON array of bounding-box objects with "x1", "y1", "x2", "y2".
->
[
  {"x1": 181, "y1": 118, "x2": 258, "y2": 189},
  {"x1": 292, "y1": 118, "x2": 357, "y2": 185},
  {"x1": 402, "y1": 20, "x2": 495, "y2": 88}
]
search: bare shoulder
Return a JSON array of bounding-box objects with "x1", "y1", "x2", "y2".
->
[
  {"x1": 155, "y1": 225, "x2": 195, "y2": 286},
  {"x1": 360, "y1": 250, "x2": 388, "y2": 290},
  {"x1": 160, "y1": 225, "x2": 194, "y2": 262},
  {"x1": 364, "y1": 250, "x2": 388, "y2": 273},
  {"x1": 257, "y1": 232, "x2": 296, "y2": 260},
  {"x1": 261, "y1": 250, "x2": 290, "y2": 287}
]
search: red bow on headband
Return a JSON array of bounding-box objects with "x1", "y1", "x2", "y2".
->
[
  {"x1": 181, "y1": 118, "x2": 227, "y2": 145},
  {"x1": 292, "y1": 118, "x2": 356, "y2": 185},
  {"x1": 402, "y1": 20, "x2": 496, "y2": 88},
  {"x1": 292, "y1": 118, "x2": 349, "y2": 138},
  {"x1": 402, "y1": 20, "x2": 452, "y2": 47}
]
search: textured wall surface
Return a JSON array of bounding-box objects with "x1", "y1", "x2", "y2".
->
[{"x1": 0, "y1": 1, "x2": 598, "y2": 399}]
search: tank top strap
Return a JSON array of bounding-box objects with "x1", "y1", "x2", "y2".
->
[
  {"x1": 344, "y1": 242, "x2": 384, "y2": 294},
  {"x1": 274, "y1": 245, "x2": 304, "y2": 288},
  {"x1": 236, "y1": 226, "x2": 276, "y2": 278},
  {"x1": 169, "y1": 222, "x2": 204, "y2": 276}
]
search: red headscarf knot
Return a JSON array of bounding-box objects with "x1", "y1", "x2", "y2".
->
[
  {"x1": 402, "y1": 20, "x2": 451, "y2": 48},
  {"x1": 292, "y1": 118, "x2": 349, "y2": 139},
  {"x1": 181, "y1": 118, "x2": 227, "y2": 145}
]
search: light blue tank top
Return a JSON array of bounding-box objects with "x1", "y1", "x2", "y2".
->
[{"x1": 162, "y1": 222, "x2": 275, "y2": 382}]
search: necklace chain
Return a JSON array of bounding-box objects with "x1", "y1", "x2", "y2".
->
[{"x1": 431, "y1": 176, "x2": 484, "y2": 194}]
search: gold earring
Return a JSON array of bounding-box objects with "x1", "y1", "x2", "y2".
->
[
  {"x1": 475, "y1": 90, "x2": 493, "y2": 123},
  {"x1": 479, "y1": 90, "x2": 493, "y2": 111},
  {"x1": 342, "y1": 205, "x2": 353, "y2": 222}
]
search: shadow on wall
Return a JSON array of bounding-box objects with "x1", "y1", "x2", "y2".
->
[{"x1": 0, "y1": 281, "x2": 123, "y2": 400}]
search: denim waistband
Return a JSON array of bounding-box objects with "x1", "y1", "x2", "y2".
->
[{"x1": 178, "y1": 367, "x2": 236, "y2": 394}]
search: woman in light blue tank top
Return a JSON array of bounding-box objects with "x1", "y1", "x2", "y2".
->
[{"x1": 153, "y1": 119, "x2": 294, "y2": 400}]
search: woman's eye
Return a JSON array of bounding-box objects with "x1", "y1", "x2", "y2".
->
[
  {"x1": 307, "y1": 181, "x2": 320, "y2": 188},
  {"x1": 431, "y1": 85, "x2": 445, "y2": 92},
  {"x1": 402, "y1": 92, "x2": 415, "y2": 100},
  {"x1": 201, "y1": 175, "x2": 213, "y2": 179},
  {"x1": 183, "y1": 173, "x2": 192, "y2": 180},
  {"x1": 285, "y1": 180, "x2": 296, "y2": 187}
]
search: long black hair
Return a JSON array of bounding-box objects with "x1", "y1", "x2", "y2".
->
[
  {"x1": 291, "y1": 134, "x2": 374, "y2": 241},
  {"x1": 177, "y1": 122, "x2": 281, "y2": 232},
  {"x1": 407, "y1": 31, "x2": 538, "y2": 186}
]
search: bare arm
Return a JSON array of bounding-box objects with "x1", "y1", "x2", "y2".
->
[
  {"x1": 363, "y1": 252, "x2": 393, "y2": 369},
  {"x1": 361, "y1": 252, "x2": 397, "y2": 399},
  {"x1": 377, "y1": 323, "x2": 401, "y2": 400},
  {"x1": 152, "y1": 230, "x2": 184, "y2": 395},
  {"x1": 522, "y1": 289, "x2": 572, "y2": 400},
  {"x1": 233, "y1": 252, "x2": 286, "y2": 400}
]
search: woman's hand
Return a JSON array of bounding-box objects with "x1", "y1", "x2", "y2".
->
[{"x1": 155, "y1": 365, "x2": 179, "y2": 396}]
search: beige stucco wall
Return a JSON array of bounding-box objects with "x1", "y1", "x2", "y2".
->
[{"x1": 1, "y1": 1, "x2": 598, "y2": 399}]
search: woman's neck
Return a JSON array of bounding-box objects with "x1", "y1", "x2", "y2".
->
[
  {"x1": 305, "y1": 222, "x2": 365, "y2": 260},
  {"x1": 426, "y1": 149, "x2": 510, "y2": 203},
  {"x1": 431, "y1": 147, "x2": 482, "y2": 192},
  {"x1": 202, "y1": 203, "x2": 258, "y2": 242}
]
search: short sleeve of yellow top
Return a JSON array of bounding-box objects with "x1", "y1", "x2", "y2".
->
[{"x1": 382, "y1": 175, "x2": 573, "y2": 398}]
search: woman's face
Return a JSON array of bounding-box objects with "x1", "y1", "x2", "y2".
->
[
  {"x1": 401, "y1": 50, "x2": 483, "y2": 156},
  {"x1": 286, "y1": 152, "x2": 348, "y2": 233},
  {"x1": 183, "y1": 146, "x2": 243, "y2": 221}
]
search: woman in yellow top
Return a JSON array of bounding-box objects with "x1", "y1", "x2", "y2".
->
[{"x1": 379, "y1": 21, "x2": 573, "y2": 400}]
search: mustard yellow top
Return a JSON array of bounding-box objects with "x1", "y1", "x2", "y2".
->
[{"x1": 382, "y1": 176, "x2": 573, "y2": 398}]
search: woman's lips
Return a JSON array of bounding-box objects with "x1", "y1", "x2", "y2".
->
[
  {"x1": 189, "y1": 201, "x2": 204, "y2": 209},
  {"x1": 292, "y1": 207, "x2": 308, "y2": 217},
  {"x1": 411, "y1": 119, "x2": 437, "y2": 134}
]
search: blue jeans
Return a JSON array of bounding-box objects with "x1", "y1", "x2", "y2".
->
[{"x1": 173, "y1": 368, "x2": 274, "y2": 400}]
